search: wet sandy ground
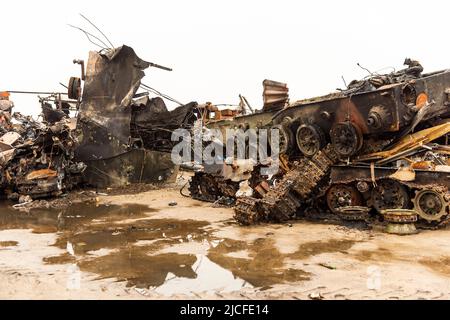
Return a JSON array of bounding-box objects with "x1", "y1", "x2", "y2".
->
[{"x1": 1, "y1": 175, "x2": 450, "y2": 299}]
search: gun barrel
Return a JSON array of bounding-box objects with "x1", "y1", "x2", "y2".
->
[{"x1": 149, "y1": 62, "x2": 172, "y2": 72}]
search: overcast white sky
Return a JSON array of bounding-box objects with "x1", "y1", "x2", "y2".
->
[{"x1": 1, "y1": 0, "x2": 448, "y2": 116}]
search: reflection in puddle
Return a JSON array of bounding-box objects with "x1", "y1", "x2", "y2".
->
[
  {"x1": 52, "y1": 219, "x2": 210, "y2": 255},
  {"x1": 154, "y1": 254, "x2": 252, "y2": 295},
  {"x1": 44, "y1": 217, "x2": 213, "y2": 289},
  {"x1": 208, "y1": 238, "x2": 311, "y2": 287},
  {"x1": 0, "y1": 202, "x2": 153, "y2": 234},
  {"x1": 0, "y1": 201, "x2": 318, "y2": 292},
  {"x1": 289, "y1": 239, "x2": 357, "y2": 260},
  {"x1": 79, "y1": 249, "x2": 198, "y2": 288},
  {"x1": 43, "y1": 253, "x2": 76, "y2": 264}
]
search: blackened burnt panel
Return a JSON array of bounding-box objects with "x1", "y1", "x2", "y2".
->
[{"x1": 75, "y1": 45, "x2": 150, "y2": 161}]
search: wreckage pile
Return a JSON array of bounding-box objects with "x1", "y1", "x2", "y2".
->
[
  {"x1": 1, "y1": 42, "x2": 448, "y2": 234},
  {"x1": 189, "y1": 59, "x2": 450, "y2": 230},
  {"x1": 1, "y1": 44, "x2": 199, "y2": 203},
  {"x1": 0, "y1": 110, "x2": 85, "y2": 202},
  {"x1": 74, "y1": 45, "x2": 198, "y2": 188}
]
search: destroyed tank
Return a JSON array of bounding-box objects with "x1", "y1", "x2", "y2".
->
[
  {"x1": 233, "y1": 59, "x2": 450, "y2": 227},
  {"x1": 188, "y1": 80, "x2": 289, "y2": 202},
  {"x1": 186, "y1": 59, "x2": 450, "y2": 228}
]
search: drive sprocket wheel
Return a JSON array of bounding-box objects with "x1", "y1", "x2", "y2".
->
[
  {"x1": 413, "y1": 188, "x2": 449, "y2": 222},
  {"x1": 326, "y1": 184, "x2": 363, "y2": 214},
  {"x1": 296, "y1": 124, "x2": 326, "y2": 157},
  {"x1": 371, "y1": 179, "x2": 410, "y2": 214},
  {"x1": 330, "y1": 122, "x2": 363, "y2": 158}
]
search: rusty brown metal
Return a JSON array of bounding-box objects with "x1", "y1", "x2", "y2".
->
[
  {"x1": 263, "y1": 79, "x2": 289, "y2": 111},
  {"x1": 191, "y1": 59, "x2": 450, "y2": 229},
  {"x1": 26, "y1": 169, "x2": 58, "y2": 181},
  {"x1": 358, "y1": 121, "x2": 450, "y2": 163}
]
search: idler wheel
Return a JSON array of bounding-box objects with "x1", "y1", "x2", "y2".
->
[{"x1": 413, "y1": 188, "x2": 449, "y2": 222}]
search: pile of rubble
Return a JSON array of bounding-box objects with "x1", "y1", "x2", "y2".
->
[
  {"x1": 0, "y1": 44, "x2": 199, "y2": 204},
  {"x1": 0, "y1": 101, "x2": 85, "y2": 203}
]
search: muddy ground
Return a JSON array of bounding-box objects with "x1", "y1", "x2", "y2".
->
[{"x1": 0, "y1": 174, "x2": 450, "y2": 300}]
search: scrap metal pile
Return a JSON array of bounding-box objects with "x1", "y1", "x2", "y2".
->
[
  {"x1": 74, "y1": 45, "x2": 199, "y2": 188},
  {"x1": 0, "y1": 44, "x2": 199, "y2": 202},
  {"x1": 0, "y1": 102, "x2": 85, "y2": 202},
  {"x1": 189, "y1": 59, "x2": 450, "y2": 230},
  {"x1": 1, "y1": 41, "x2": 449, "y2": 233}
]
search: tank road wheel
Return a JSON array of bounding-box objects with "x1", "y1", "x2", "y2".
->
[
  {"x1": 326, "y1": 184, "x2": 363, "y2": 214},
  {"x1": 330, "y1": 122, "x2": 363, "y2": 158},
  {"x1": 271, "y1": 124, "x2": 294, "y2": 156},
  {"x1": 371, "y1": 179, "x2": 410, "y2": 214},
  {"x1": 413, "y1": 188, "x2": 449, "y2": 222},
  {"x1": 296, "y1": 124, "x2": 326, "y2": 157}
]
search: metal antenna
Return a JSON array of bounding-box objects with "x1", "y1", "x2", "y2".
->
[
  {"x1": 68, "y1": 24, "x2": 110, "y2": 49},
  {"x1": 357, "y1": 62, "x2": 374, "y2": 76},
  {"x1": 341, "y1": 75, "x2": 348, "y2": 88},
  {"x1": 79, "y1": 13, "x2": 115, "y2": 49}
]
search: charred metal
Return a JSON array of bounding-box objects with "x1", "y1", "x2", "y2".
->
[{"x1": 189, "y1": 59, "x2": 450, "y2": 231}]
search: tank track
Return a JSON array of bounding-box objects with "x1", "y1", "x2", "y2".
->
[
  {"x1": 189, "y1": 171, "x2": 239, "y2": 204},
  {"x1": 189, "y1": 171, "x2": 219, "y2": 202},
  {"x1": 234, "y1": 144, "x2": 339, "y2": 225}
]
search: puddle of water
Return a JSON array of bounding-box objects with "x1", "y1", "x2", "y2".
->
[
  {"x1": 43, "y1": 217, "x2": 214, "y2": 290},
  {"x1": 0, "y1": 202, "x2": 153, "y2": 233},
  {"x1": 289, "y1": 239, "x2": 357, "y2": 260},
  {"x1": 0, "y1": 240, "x2": 18, "y2": 247},
  {"x1": 353, "y1": 247, "x2": 394, "y2": 262},
  {"x1": 154, "y1": 254, "x2": 252, "y2": 295},
  {"x1": 0, "y1": 200, "x2": 333, "y2": 292},
  {"x1": 52, "y1": 219, "x2": 210, "y2": 255},
  {"x1": 208, "y1": 238, "x2": 311, "y2": 287},
  {"x1": 43, "y1": 253, "x2": 76, "y2": 264},
  {"x1": 420, "y1": 257, "x2": 450, "y2": 276},
  {"x1": 79, "y1": 248, "x2": 198, "y2": 288}
]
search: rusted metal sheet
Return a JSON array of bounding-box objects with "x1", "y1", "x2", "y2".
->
[
  {"x1": 358, "y1": 121, "x2": 450, "y2": 162},
  {"x1": 26, "y1": 169, "x2": 58, "y2": 181},
  {"x1": 330, "y1": 165, "x2": 450, "y2": 190},
  {"x1": 263, "y1": 79, "x2": 289, "y2": 111}
]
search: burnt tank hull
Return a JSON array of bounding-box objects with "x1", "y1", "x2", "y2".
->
[
  {"x1": 272, "y1": 70, "x2": 450, "y2": 158},
  {"x1": 190, "y1": 62, "x2": 450, "y2": 229}
]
